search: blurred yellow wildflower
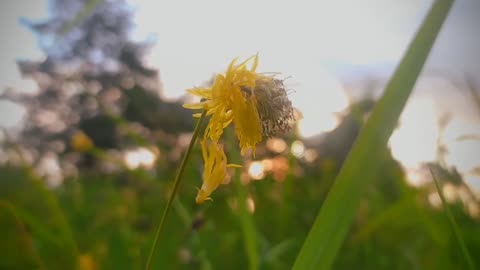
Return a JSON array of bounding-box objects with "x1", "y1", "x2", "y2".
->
[
  {"x1": 196, "y1": 139, "x2": 241, "y2": 204},
  {"x1": 78, "y1": 254, "x2": 97, "y2": 270},
  {"x1": 71, "y1": 131, "x2": 93, "y2": 152}
]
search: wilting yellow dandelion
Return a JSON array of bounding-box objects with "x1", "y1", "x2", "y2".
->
[
  {"x1": 71, "y1": 131, "x2": 93, "y2": 152},
  {"x1": 146, "y1": 55, "x2": 296, "y2": 268},
  {"x1": 196, "y1": 139, "x2": 241, "y2": 204},
  {"x1": 184, "y1": 54, "x2": 295, "y2": 203},
  {"x1": 183, "y1": 55, "x2": 264, "y2": 153}
]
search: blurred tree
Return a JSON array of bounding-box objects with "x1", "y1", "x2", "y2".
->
[{"x1": 1, "y1": 0, "x2": 194, "y2": 172}]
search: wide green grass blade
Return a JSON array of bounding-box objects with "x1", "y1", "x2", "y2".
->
[{"x1": 291, "y1": 1, "x2": 454, "y2": 269}]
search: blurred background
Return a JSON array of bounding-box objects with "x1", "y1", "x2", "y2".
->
[{"x1": 0, "y1": 0, "x2": 479, "y2": 269}]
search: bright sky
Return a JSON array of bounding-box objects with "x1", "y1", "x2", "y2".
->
[
  {"x1": 1, "y1": 0, "x2": 479, "y2": 188},
  {"x1": 129, "y1": 0, "x2": 480, "y2": 188}
]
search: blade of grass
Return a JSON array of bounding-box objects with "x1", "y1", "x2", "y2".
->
[
  {"x1": 0, "y1": 201, "x2": 46, "y2": 270},
  {"x1": 173, "y1": 199, "x2": 213, "y2": 270},
  {"x1": 227, "y1": 129, "x2": 259, "y2": 270},
  {"x1": 291, "y1": 1, "x2": 454, "y2": 269},
  {"x1": 262, "y1": 238, "x2": 296, "y2": 267},
  {"x1": 0, "y1": 167, "x2": 79, "y2": 269},
  {"x1": 465, "y1": 76, "x2": 480, "y2": 115},
  {"x1": 145, "y1": 111, "x2": 206, "y2": 270},
  {"x1": 8, "y1": 205, "x2": 63, "y2": 247},
  {"x1": 429, "y1": 168, "x2": 476, "y2": 270},
  {"x1": 234, "y1": 174, "x2": 259, "y2": 270}
]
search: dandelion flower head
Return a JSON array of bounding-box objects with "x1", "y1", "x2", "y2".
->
[
  {"x1": 184, "y1": 54, "x2": 295, "y2": 204},
  {"x1": 184, "y1": 55, "x2": 265, "y2": 153}
]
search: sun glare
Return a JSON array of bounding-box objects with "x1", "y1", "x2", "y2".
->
[
  {"x1": 288, "y1": 68, "x2": 348, "y2": 138},
  {"x1": 389, "y1": 98, "x2": 438, "y2": 169}
]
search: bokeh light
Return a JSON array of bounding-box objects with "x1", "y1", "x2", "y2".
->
[
  {"x1": 124, "y1": 147, "x2": 157, "y2": 170},
  {"x1": 248, "y1": 161, "x2": 265, "y2": 180},
  {"x1": 291, "y1": 140, "x2": 305, "y2": 158}
]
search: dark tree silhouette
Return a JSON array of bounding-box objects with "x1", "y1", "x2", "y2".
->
[{"x1": 2, "y1": 0, "x2": 194, "y2": 170}]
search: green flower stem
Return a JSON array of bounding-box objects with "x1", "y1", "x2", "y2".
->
[
  {"x1": 226, "y1": 129, "x2": 259, "y2": 270},
  {"x1": 430, "y1": 168, "x2": 476, "y2": 270},
  {"x1": 145, "y1": 111, "x2": 206, "y2": 270}
]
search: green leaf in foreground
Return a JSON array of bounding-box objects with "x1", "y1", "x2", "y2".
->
[{"x1": 291, "y1": 1, "x2": 454, "y2": 269}]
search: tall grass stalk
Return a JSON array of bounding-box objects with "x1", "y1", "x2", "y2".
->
[
  {"x1": 227, "y1": 129, "x2": 259, "y2": 270},
  {"x1": 430, "y1": 168, "x2": 476, "y2": 270},
  {"x1": 145, "y1": 111, "x2": 206, "y2": 270},
  {"x1": 292, "y1": 1, "x2": 454, "y2": 269}
]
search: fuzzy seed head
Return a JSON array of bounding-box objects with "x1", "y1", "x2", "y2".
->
[{"x1": 241, "y1": 78, "x2": 295, "y2": 137}]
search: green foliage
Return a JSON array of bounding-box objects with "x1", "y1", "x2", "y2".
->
[
  {"x1": 1, "y1": 151, "x2": 479, "y2": 270},
  {"x1": 227, "y1": 129, "x2": 260, "y2": 270},
  {"x1": 431, "y1": 169, "x2": 476, "y2": 270},
  {"x1": 0, "y1": 200, "x2": 44, "y2": 270},
  {"x1": 0, "y1": 166, "x2": 78, "y2": 270}
]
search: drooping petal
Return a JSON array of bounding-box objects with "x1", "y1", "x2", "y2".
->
[
  {"x1": 196, "y1": 140, "x2": 238, "y2": 204},
  {"x1": 231, "y1": 88, "x2": 263, "y2": 155}
]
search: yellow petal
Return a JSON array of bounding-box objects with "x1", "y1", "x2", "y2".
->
[
  {"x1": 186, "y1": 88, "x2": 213, "y2": 98},
  {"x1": 231, "y1": 90, "x2": 262, "y2": 155},
  {"x1": 183, "y1": 102, "x2": 206, "y2": 109},
  {"x1": 236, "y1": 55, "x2": 256, "y2": 70},
  {"x1": 227, "y1": 164, "x2": 242, "y2": 168},
  {"x1": 226, "y1": 57, "x2": 239, "y2": 80},
  {"x1": 196, "y1": 140, "x2": 239, "y2": 204},
  {"x1": 251, "y1": 53, "x2": 259, "y2": 72}
]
